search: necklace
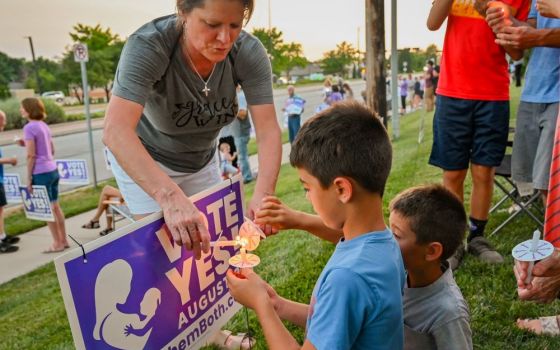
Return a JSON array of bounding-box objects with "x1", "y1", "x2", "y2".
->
[{"x1": 183, "y1": 42, "x2": 216, "y2": 97}]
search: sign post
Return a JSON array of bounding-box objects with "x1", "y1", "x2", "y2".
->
[{"x1": 74, "y1": 43, "x2": 98, "y2": 188}]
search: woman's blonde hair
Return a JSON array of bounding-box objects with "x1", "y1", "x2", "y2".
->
[
  {"x1": 21, "y1": 98, "x2": 46, "y2": 121},
  {"x1": 176, "y1": 0, "x2": 254, "y2": 27}
]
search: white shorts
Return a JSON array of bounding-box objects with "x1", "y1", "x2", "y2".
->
[{"x1": 107, "y1": 149, "x2": 222, "y2": 215}]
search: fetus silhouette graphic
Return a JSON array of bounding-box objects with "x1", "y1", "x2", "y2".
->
[{"x1": 92, "y1": 259, "x2": 161, "y2": 349}]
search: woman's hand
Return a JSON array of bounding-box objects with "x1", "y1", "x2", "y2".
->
[
  {"x1": 9, "y1": 157, "x2": 17, "y2": 166},
  {"x1": 158, "y1": 187, "x2": 210, "y2": 259},
  {"x1": 27, "y1": 179, "x2": 33, "y2": 194},
  {"x1": 514, "y1": 250, "x2": 560, "y2": 303}
]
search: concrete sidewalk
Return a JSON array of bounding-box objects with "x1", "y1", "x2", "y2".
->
[
  {"x1": 0, "y1": 118, "x2": 105, "y2": 146},
  {"x1": 0, "y1": 142, "x2": 292, "y2": 285}
]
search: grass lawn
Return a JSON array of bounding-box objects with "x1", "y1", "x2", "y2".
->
[
  {"x1": 247, "y1": 129, "x2": 290, "y2": 156},
  {"x1": 2, "y1": 85, "x2": 559, "y2": 349}
]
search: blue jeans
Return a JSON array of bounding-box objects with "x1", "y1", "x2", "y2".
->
[
  {"x1": 234, "y1": 135, "x2": 253, "y2": 182},
  {"x1": 288, "y1": 114, "x2": 301, "y2": 144}
]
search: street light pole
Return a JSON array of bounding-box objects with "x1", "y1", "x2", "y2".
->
[{"x1": 24, "y1": 36, "x2": 43, "y2": 95}]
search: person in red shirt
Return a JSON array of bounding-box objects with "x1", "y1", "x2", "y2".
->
[{"x1": 427, "y1": 0, "x2": 530, "y2": 270}]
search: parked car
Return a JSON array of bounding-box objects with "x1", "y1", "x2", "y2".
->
[{"x1": 41, "y1": 91, "x2": 65, "y2": 103}]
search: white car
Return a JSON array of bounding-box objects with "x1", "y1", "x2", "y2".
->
[{"x1": 41, "y1": 91, "x2": 65, "y2": 103}]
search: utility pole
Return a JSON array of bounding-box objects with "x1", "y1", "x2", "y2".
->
[
  {"x1": 390, "y1": 0, "x2": 400, "y2": 139},
  {"x1": 365, "y1": 0, "x2": 388, "y2": 128},
  {"x1": 24, "y1": 36, "x2": 43, "y2": 95},
  {"x1": 268, "y1": 0, "x2": 272, "y2": 30}
]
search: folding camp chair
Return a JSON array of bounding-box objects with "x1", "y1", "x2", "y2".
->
[
  {"x1": 103, "y1": 199, "x2": 135, "y2": 230},
  {"x1": 489, "y1": 129, "x2": 544, "y2": 236}
]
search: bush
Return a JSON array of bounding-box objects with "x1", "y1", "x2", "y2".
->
[
  {"x1": 0, "y1": 98, "x2": 66, "y2": 130},
  {"x1": 41, "y1": 99, "x2": 66, "y2": 125}
]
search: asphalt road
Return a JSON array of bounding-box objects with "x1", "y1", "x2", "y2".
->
[{"x1": 4, "y1": 80, "x2": 366, "y2": 194}]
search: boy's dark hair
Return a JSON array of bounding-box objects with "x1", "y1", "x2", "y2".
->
[
  {"x1": 389, "y1": 184, "x2": 467, "y2": 261},
  {"x1": 290, "y1": 101, "x2": 392, "y2": 196}
]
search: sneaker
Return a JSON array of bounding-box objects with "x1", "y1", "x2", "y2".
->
[
  {"x1": 447, "y1": 243, "x2": 466, "y2": 271},
  {"x1": 0, "y1": 242, "x2": 18, "y2": 254},
  {"x1": 467, "y1": 236, "x2": 504, "y2": 264},
  {"x1": 1, "y1": 235, "x2": 20, "y2": 245}
]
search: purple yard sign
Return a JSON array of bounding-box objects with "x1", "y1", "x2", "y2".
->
[
  {"x1": 57, "y1": 159, "x2": 90, "y2": 185},
  {"x1": 20, "y1": 185, "x2": 55, "y2": 222},
  {"x1": 55, "y1": 177, "x2": 245, "y2": 350}
]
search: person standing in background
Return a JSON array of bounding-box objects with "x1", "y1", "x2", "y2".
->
[
  {"x1": 283, "y1": 85, "x2": 306, "y2": 144},
  {"x1": 21, "y1": 98, "x2": 69, "y2": 253},
  {"x1": 232, "y1": 86, "x2": 254, "y2": 184},
  {"x1": 0, "y1": 110, "x2": 19, "y2": 254}
]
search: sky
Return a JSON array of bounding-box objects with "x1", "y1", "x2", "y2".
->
[{"x1": 0, "y1": 0, "x2": 445, "y2": 62}]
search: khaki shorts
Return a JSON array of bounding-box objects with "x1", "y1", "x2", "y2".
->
[{"x1": 107, "y1": 149, "x2": 222, "y2": 215}]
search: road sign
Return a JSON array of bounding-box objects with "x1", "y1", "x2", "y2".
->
[{"x1": 74, "y1": 43, "x2": 89, "y2": 63}]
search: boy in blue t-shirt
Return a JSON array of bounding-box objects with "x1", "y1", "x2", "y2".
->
[{"x1": 227, "y1": 101, "x2": 405, "y2": 350}]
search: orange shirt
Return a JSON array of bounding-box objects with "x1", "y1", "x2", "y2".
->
[{"x1": 437, "y1": 0, "x2": 530, "y2": 101}]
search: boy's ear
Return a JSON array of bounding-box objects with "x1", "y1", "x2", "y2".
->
[
  {"x1": 333, "y1": 177, "x2": 353, "y2": 203},
  {"x1": 425, "y1": 242, "x2": 443, "y2": 262}
]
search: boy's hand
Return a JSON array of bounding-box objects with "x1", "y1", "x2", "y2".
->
[
  {"x1": 537, "y1": 0, "x2": 560, "y2": 19},
  {"x1": 255, "y1": 196, "x2": 300, "y2": 235},
  {"x1": 226, "y1": 269, "x2": 271, "y2": 311},
  {"x1": 486, "y1": 1, "x2": 513, "y2": 33},
  {"x1": 9, "y1": 157, "x2": 17, "y2": 166},
  {"x1": 474, "y1": 0, "x2": 492, "y2": 17}
]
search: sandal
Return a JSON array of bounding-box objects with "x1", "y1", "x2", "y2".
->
[
  {"x1": 209, "y1": 330, "x2": 256, "y2": 350},
  {"x1": 517, "y1": 315, "x2": 560, "y2": 335},
  {"x1": 99, "y1": 228, "x2": 113, "y2": 236},
  {"x1": 82, "y1": 220, "x2": 100, "y2": 229}
]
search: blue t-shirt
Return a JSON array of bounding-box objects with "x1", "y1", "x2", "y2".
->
[
  {"x1": 521, "y1": 0, "x2": 560, "y2": 103},
  {"x1": 306, "y1": 229, "x2": 405, "y2": 350}
]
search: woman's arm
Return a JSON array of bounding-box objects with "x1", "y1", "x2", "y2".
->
[
  {"x1": 103, "y1": 96, "x2": 210, "y2": 257},
  {"x1": 247, "y1": 103, "x2": 282, "y2": 219},
  {"x1": 50, "y1": 140, "x2": 55, "y2": 156},
  {"x1": 427, "y1": 0, "x2": 454, "y2": 31},
  {"x1": 25, "y1": 139, "x2": 36, "y2": 190}
]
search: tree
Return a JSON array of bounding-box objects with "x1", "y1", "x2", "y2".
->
[
  {"x1": 251, "y1": 27, "x2": 285, "y2": 76},
  {"x1": 276, "y1": 42, "x2": 308, "y2": 80},
  {"x1": 320, "y1": 41, "x2": 358, "y2": 76},
  {"x1": 251, "y1": 27, "x2": 308, "y2": 79},
  {"x1": 0, "y1": 52, "x2": 24, "y2": 99},
  {"x1": 60, "y1": 24, "x2": 124, "y2": 102},
  {"x1": 24, "y1": 57, "x2": 65, "y2": 93}
]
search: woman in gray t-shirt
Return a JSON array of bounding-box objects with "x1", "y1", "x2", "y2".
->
[{"x1": 103, "y1": 0, "x2": 281, "y2": 258}]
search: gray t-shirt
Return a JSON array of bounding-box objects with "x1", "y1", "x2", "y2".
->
[
  {"x1": 112, "y1": 15, "x2": 273, "y2": 172},
  {"x1": 403, "y1": 265, "x2": 472, "y2": 350}
]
